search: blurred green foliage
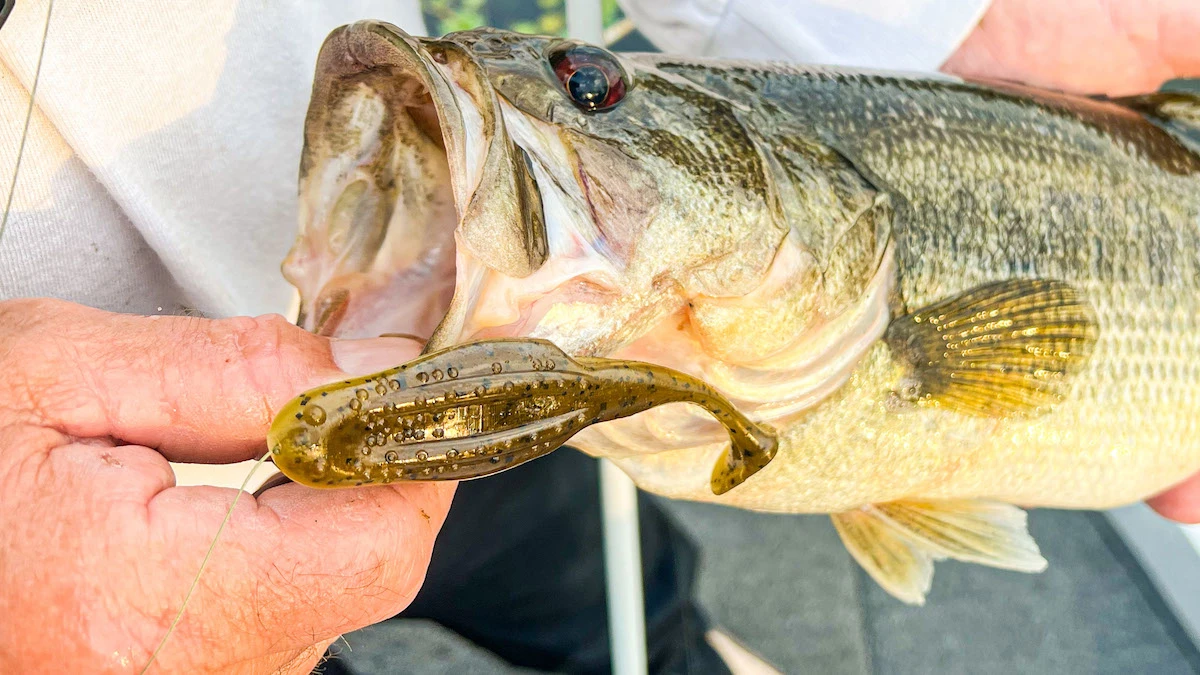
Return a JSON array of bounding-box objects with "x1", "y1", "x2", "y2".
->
[{"x1": 422, "y1": 0, "x2": 624, "y2": 37}]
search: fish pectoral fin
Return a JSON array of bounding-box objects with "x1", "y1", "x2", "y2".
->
[
  {"x1": 833, "y1": 499, "x2": 1047, "y2": 605},
  {"x1": 1108, "y1": 89, "x2": 1200, "y2": 154},
  {"x1": 886, "y1": 279, "x2": 1098, "y2": 417}
]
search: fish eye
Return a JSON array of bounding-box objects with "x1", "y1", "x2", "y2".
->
[{"x1": 548, "y1": 44, "x2": 627, "y2": 112}]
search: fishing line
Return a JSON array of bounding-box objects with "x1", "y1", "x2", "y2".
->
[
  {"x1": 0, "y1": 0, "x2": 55, "y2": 249},
  {"x1": 140, "y1": 450, "x2": 273, "y2": 674}
]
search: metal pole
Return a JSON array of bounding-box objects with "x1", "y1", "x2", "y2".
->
[
  {"x1": 563, "y1": 6, "x2": 650, "y2": 675},
  {"x1": 598, "y1": 459, "x2": 650, "y2": 675},
  {"x1": 565, "y1": 0, "x2": 604, "y2": 44}
]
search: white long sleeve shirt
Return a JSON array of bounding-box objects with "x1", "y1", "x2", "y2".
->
[{"x1": 616, "y1": 0, "x2": 991, "y2": 70}]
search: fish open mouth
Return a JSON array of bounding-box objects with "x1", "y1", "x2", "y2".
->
[
  {"x1": 284, "y1": 22, "x2": 548, "y2": 345},
  {"x1": 285, "y1": 22, "x2": 461, "y2": 340}
]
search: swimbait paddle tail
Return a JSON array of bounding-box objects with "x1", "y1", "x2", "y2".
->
[{"x1": 268, "y1": 339, "x2": 777, "y2": 494}]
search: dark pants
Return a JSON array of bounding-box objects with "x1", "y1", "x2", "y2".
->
[{"x1": 321, "y1": 449, "x2": 729, "y2": 674}]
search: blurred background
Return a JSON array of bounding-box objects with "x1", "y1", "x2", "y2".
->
[
  {"x1": 317, "y1": 2, "x2": 1200, "y2": 674},
  {"x1": 421, "y1": 0, "x2": 652, "y2": 50}
]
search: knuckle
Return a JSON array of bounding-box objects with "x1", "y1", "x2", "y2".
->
[
  {"x1": 235, "y1": 314, "x2": 290, "y2": 361},
  {"x1": 219, "y1": 314, "x2": 299, "y2": 365},
  {"x1": 205, "y1": 313, "x2": 330, "y2": 420},
  {"x1": 0, "y1": 300, "x2": 89, "y2": 423},
  {"x1": 0, "y1": 298, "x2": 62, "y2": 347},
  {"x1": 221, "y1": 313, "x2": 329, "y2": 388}
]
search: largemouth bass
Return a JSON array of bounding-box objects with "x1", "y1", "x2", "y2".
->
[{"x1": 278, "y1": 21, "x2": 1200, "y2": 603}]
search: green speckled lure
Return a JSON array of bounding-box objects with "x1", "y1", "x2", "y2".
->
[{"x1": 268, "y1": 339, "x2": 778, "y2": 495}]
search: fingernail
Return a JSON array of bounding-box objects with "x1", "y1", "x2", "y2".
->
[{"x1": 331, "y1": 337, "x2": 424, "y2": 376}]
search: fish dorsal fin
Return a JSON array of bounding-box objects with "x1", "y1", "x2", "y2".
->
[
  {"x1": 832, "y1": 499, "x2": 1047, "y2": 605},
  {"x1": 1107, "y1": 87, "x2": 1200, "y2": 155},
  {"x1": 886, "y1": 279, "x2": 1098, "y2": 417}
]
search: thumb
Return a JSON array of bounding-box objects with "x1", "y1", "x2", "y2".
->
[{"x1": 0, "y1": 298, "x2": 423, "y2": 463}]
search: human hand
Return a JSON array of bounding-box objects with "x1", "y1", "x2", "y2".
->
[
  {"x1": 0, "y1": 298, "x2": 453, "y2": 673},
  {"x1": 943, "y1": 0, "x2": 1200, "y2": 95}
]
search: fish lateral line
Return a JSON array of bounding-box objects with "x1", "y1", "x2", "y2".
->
[{"x1": 268, "y1": 338, "x2": 778, "y2": 494}]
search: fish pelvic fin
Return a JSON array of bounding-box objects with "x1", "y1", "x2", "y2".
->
[
  {"x1": 1108, "y1": 87, "x2": 1200, "y2": 155},
  {"x1": 831, "y1": 507, "x2": 934, "y2": 605},
  {"x1": 886, "y1": 279, "x2": 1098, "y2": 417},
  {"x1": 832, "y1": 499, "x2": 1047, "y2": 605}
]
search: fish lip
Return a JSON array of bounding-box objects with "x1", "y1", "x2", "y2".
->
[{"x1": 315, "y1": 21, "x2": 444, "y2": 93}]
